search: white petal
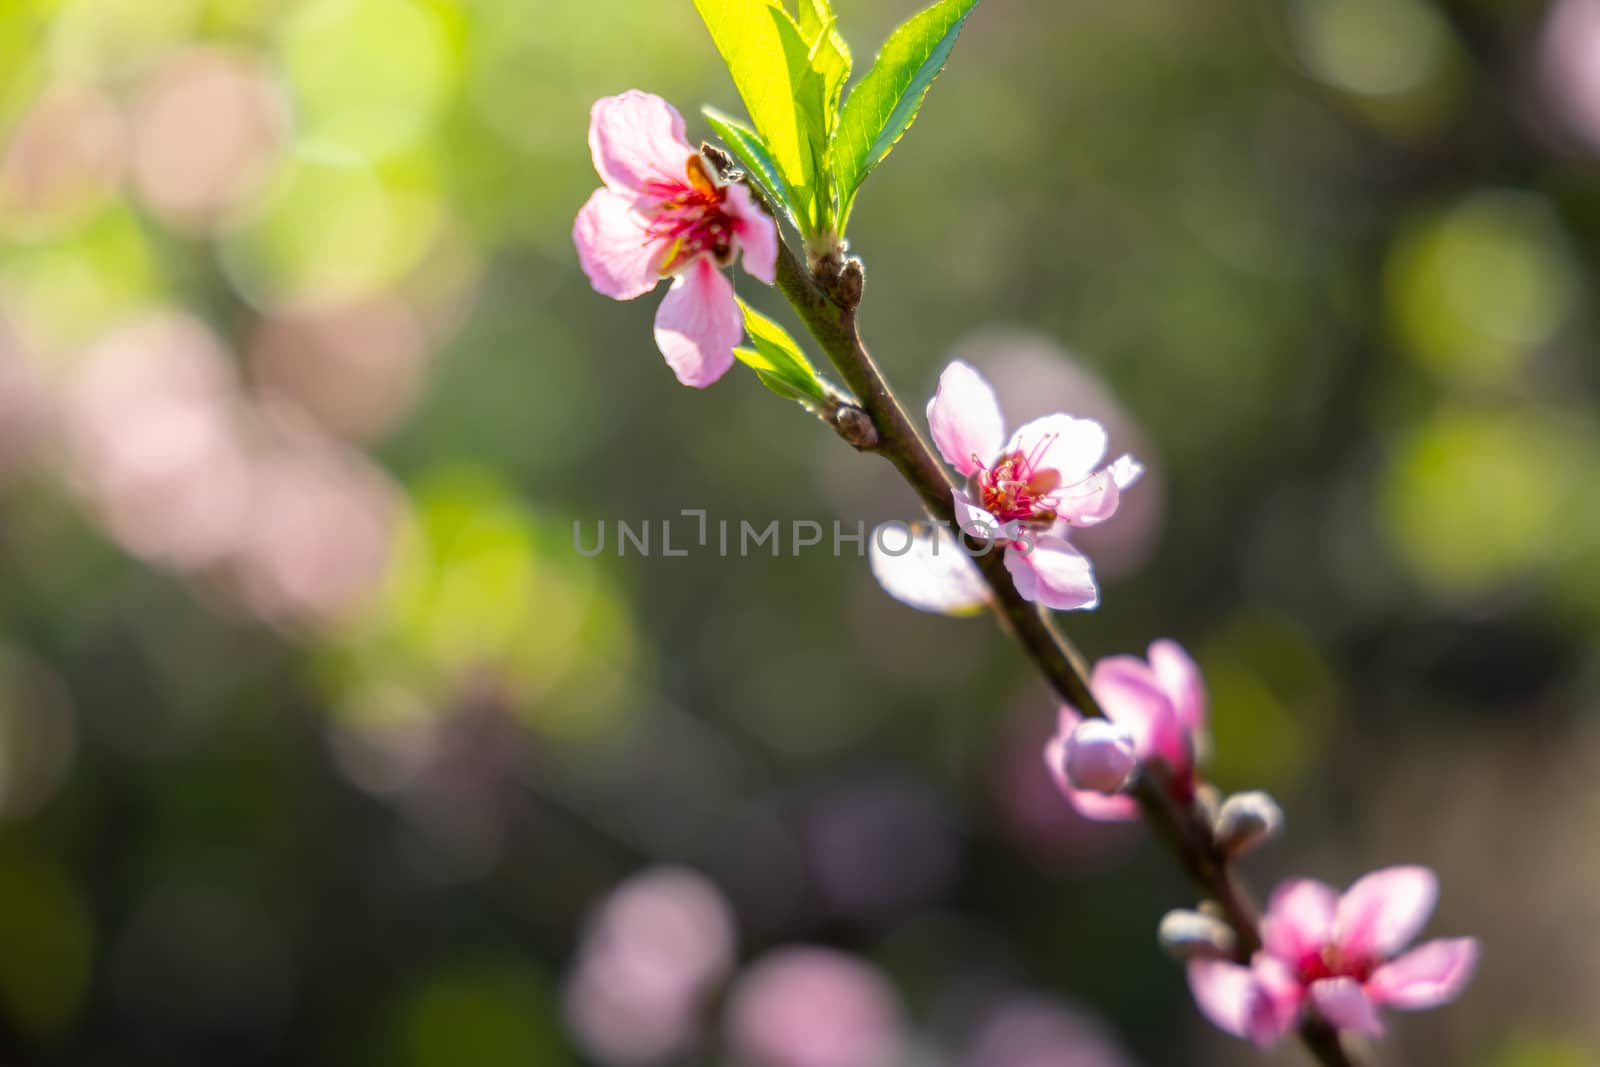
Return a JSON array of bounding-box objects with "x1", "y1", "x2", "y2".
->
[{"x1": 868, "y1": 521, "x2": 989, "y2": 616}]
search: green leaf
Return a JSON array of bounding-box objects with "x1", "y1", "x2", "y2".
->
[
  {"x1": 702, "y1": 106, "x2": 796, "y2": 229},
  {"x1": 692, "y1": 0, "x2": 830, "y2": 233},
  {"x1": 736, "y1": 298, "x2": 829, "y2": 404},
  {"x1": 798, "y1": 0, "x2": 851, "y2": 132},
  {"x1": 833, "y1": 0, "x2": 980, "y2": 229},
  {"x1": 735, "y1": 353, "x2": 815, "y2": 402}
]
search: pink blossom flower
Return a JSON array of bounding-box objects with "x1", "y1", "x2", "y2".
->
[
  {"x1": 930, "y1": 360, "x2": 1142, "y2": 611},
  {"x1": 574, "y1": 90, "x2": 778, "y2": 388},
  {"x1": 1044, "y1": 640, "x2": 1206, "y2": 821},
  {"x1": 1187, "y1": 867, "x2": 1479, "y2": 1047}
]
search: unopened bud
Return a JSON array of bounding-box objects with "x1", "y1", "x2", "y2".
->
[
  {"x1": 836, "y1": 257, "x2": 864, "y2": 309},
  {"x1": 834, "y1": 404, "x2": 878, "y2": 449},
  {"x1": 1214, "y1": 790, "x2": 1284, "y2": 857},
  {"x1": 1158, "y1": 909, "x2": 1237, "y2": 961},
  {"x1": 1062, "y1": 720, "x2": 1138, "y2": 795}
]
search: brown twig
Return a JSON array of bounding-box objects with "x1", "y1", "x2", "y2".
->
[{"x1": 767, "y1": 237, "x2": 1361, "y2": 1067}]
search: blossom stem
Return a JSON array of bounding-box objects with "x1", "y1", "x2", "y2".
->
[{"x1": 768, "y1": 237, "x2": 1362, "y2": 1067}]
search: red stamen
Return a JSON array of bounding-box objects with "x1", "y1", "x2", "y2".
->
[{"x1": 642, "y1": 154, "x2": 738, "y2": 276}]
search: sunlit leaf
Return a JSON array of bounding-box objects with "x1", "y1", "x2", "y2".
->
[
  {"x1": 834, "y1": 0, "x2": 980, "y2": 229},
  {"x1": 798, "y1": 0, "x2": 851, "y2": 133},
  {"x1": 735, "y1": 298, "x2": 829, "y2": 403},
  {"x1": 692, "y1": 0, "x2": 829, "y2": 232}
]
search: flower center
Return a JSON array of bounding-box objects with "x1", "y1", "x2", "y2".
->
[
  {"x1": 645, "y1": 154, "x2": 738, "y2": 276},
  {"x1": 971, "y1": 435, "x2": 1062, "y2": 525},
  {"x1": 1297, "y1": 945, "x2": 1377, "y2": 985}
]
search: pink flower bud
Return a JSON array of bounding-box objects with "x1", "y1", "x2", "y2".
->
[{"x1": 1061, "y1": 720, "x2": 1138, "y2": 795}]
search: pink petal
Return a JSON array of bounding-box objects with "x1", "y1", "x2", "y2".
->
[
  {"x1": 951, "y1": 489, "x2": 1003, "y2": 542},
  {"x1": 1335, "y1": 866, "x2": 1438, "y2": 964},
  {"x1": 574, "y1": 187, "x2": 662, "y2": 301},
  {"x1": 1047, "y1": 454, "x2": 1140, "y2": 528},
  {"x1": 1063, "y1": 788, "x2": 1140, "y2": 821},
  {"x1": 1186, "y1": 959, "x2": 1258, "y2": 1040},
  {"x1": 1004, "y1": 414, "x2": 1107, "y2": 485},
  {"x1": 1248, "y1": 954, "x2": 1307, "y2": 1047},
  {"x1": 868, "y1": 521, "x2": 988, "y2": 616},
  {"x1": 1366, "y1": 938, "x2": 1479, "y2": 1010},
  {"x1": 1089, "y1": 656, "x2": 1185, "y2": 768},
  {"x1": 1309, "y1": 978, "x2": 1384, "y2": 1037},
  {"x1": 1262, "y1": 879, "x2": 1339, "y2": 967},
  {"x1": 1147, "y1": 638, "x2": 1207, "y2": 735},
  {"x1": 927, "y1": 361, "x2": 1004, "y2": 477},
  {"x1": 1061, "y1": 719, "x2": 1138, "y2": 794},
  {"x1": 589, "y1": 90, "x2": 695, "y2": 194},
  {"x1": 1053, "y1": 468, "x2": 1121, "y2": 527},
  {"x1": 1004, "y1": 535, "x2": 1098, "y2": 611},
  {"x1": 653, "y1": 258, "x2": 742, "y2": 388},
  {"x1": 725, "y1": 183, "x2": 777, "y2": 285}
]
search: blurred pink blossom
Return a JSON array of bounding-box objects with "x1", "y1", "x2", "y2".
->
[
  {"x1": 129, "y1": 48, "x2": 284, "y2": 232},
  {"x1": 964, "y1": 994, "x2": 1137, "y2": 1067},
  {"x1": 1543, "y1": 0, "x2": 1600, "y2": 154},
  {"x1": 1188, "y1": 866, "x2": 1479, "y2": 1046},
  {"x1": 573, "y1": 90, "x2": 777, "y2": 388},
  {"x1": 1044, "y1": 640, "x2": 1206, "y2": 821},
  {"x1": 0, "y1": 82, "x2": 125, "y2": 238},
  {"x1": 229, "y1": 438, "x2": 399, "y2": 626},
  {"x1": 565, "y1": 867, "x2": 737, "y2": 1066},
  {"x1": 64, "y1": 314, "x2": 252, "y2": 571},
  {"x1": 725, "y1": 947, "x2": 903, "y2": 1067},
  {"x1": 248, "y1": 296, "x2": 428, "y2": 442}
]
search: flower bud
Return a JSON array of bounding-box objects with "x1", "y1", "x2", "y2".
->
[
  {"x1": 1158, "y1": 909, "x2": 1237, "y2": 961},
  {"x1": 1214, "y1": 790, "x2": 1284, "y2": 857},
  {"x1": 1061, "y1": 720, "x2": 1138, "y2": 795}
]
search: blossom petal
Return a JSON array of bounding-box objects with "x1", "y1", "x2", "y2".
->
[
  {"x1": 927, "y1": 361, "x2": 1004, "y2": 477},
  {"x1": 574, "y1": 187, "x2": 661, "y2": 301},
  {"x1": 1335, "y1": 866, "x2": 1438, "y2": 964},
  {"x1": 1248, "y1": 955, "x2": 1307, "y2": 1047},
  {"x1": 1366, "y1": 938, "x2": 1479, "y2": 1010},
  {"x1": 1004, "y1": 414, "x2": 1107, "y2": 484},
  {"x1": 951, "y1": 489, "x2": 1004, "y2": 542},
  {"x1": 868, "y1": 521, "x2": 988, "y2": 616},
  {"x1": 653, "y1": 258, "x2": 741, "y2": 388},
  {"x1": 725, "y1": 184, "x2": 777, "y2": 285},
  {"x1": 1309, "y1": 978, "x2": 1384, "y2": 1037},
  {"x1": 1186, "y1": 959, "x2": 1258, "y2": 1040},
  {"x1": 1089, "y1": 656, "x2": 1185, "y2": 768},
  {"x1": 589, "y1": 90, "x2": 694, "y2": 194},
  {"x1": 1004, "y1": 535, "x2": 1098, "y2": 611},
  {"x1": 1050, "y1": 457, "x2": 1141, "y2": 527},
  {"x1": 1148, "y1": 638, "x2": 1207, "y2": 735},
  {"x1": 1262, "y1": 879, "x2": 1339, "y2": 966},
  {"x1": 1053, "y1": 473, "x2": 1118, "y2": 527}
]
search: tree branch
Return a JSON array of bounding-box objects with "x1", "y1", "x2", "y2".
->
[{"x1": 770, "y1": 238, "x2": 1361, "y2": 1067}]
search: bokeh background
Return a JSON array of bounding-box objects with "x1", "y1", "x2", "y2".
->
[{"x1": 0, "y1": 0, "x2": 1596, "y2": 1064}]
